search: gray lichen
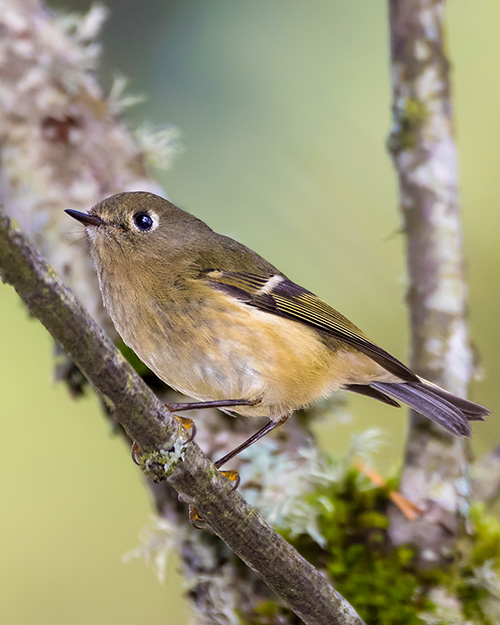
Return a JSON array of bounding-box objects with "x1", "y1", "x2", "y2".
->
[{"x1": 388, "y1": 0, "x2": 474, "y2": 564}]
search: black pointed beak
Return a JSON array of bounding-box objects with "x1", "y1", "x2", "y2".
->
[{"x1": 65, "y1": 209, "x2": 106, "y2": 227}]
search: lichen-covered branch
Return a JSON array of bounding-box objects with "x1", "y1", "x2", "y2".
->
[
  {"x1": 0, "y1": 204, "x2": 366, "y2": 625},
  {"x1": 0, "y1": 0, "x2": 163, "y2": 335},
  {"x1": 387, "y1": 0, "x2": 473, "y2": 563}
]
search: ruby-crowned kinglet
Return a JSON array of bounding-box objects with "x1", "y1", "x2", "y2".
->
[{"x1": 66, "y1": 192, "x2": 488, "y2": 467}]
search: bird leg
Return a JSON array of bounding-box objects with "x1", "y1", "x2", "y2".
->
[
  {"x1": 214, "y1": 415, "x2": 289, "y2": 469},
  {"x1": 188, "y1": 416, "x2": 289, "y2": 529},
  {"x1": 135, "y1": 403, "x2": 288, "y2": 528},
  {"x1": 165, "y1": 398, "x2": 260, "y2": 412}
]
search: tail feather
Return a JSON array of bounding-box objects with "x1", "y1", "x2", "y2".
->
[
  {"x1": 345, "y1": 383, "x2": 401, "y2": 408},
  {"x1": 415, "y1": 381, "x2": 488, "y2": 421},
  {"x1": 370, "y1": 381, "x2": 490, "y2": 438}
]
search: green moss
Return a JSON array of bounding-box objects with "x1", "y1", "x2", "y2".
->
[
  {"x1": 242, "y1": 468, "x2": 500, "y2": 625},
  {"x1": 388, "y1": 98, "x2": 429, "y2": 154},
  {"x1": 284, "y1": 469, "x2": 429, "y2": 624},
  {"x1": 139, "y1": 446, "x2": 183, "y2": 482},
  {"x1": 469, "y1": 504, "x2": 500, "y2": 567},
  {"x1": 455, "y1": 504, "x2": 500, "y2": 624}
]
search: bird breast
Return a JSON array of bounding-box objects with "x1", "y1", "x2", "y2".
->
[{"x1": 105, "y1": 280, "x2": 345, "y2": 418}]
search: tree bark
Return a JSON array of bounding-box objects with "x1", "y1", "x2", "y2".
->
[{"x1": 387, "y1": 0, "x2": 474, "y2": 564}]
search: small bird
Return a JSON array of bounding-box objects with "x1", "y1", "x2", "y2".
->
[{"x1": 66, "y1": 192, "x2": 488, "y2": 468}]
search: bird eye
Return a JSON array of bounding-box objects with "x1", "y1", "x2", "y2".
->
[{"x1": 133, "y1": 212, "x2": 154, "y2": 231}]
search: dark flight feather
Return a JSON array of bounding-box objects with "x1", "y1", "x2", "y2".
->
[
  {"x1": 204, "y1": 270, "x2": 418, "y2": 382},
  {"x1": 203, "y1": 270, "x2": 490, "y2": 437},
  {"x1": 415, "y1": 383, "x2": 488, "y2": 420},
  {"x1": 371, "y1": 381, "x2": 489, "y2": 437},
  {"x1": 345, "y1": 384, "x2": 401, "y2": 408}
]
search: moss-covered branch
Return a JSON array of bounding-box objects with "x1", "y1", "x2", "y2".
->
[
  {"x1": 387, "y1": 0, "x2": 474, "y2": 562},
  {"x1": 0, "y1": 204, "x2": 366, "y2": 625}
]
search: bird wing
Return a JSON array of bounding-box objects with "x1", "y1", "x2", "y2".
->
[{"x1": 202, "y1": 270, "x2": 417, "y2": 382}]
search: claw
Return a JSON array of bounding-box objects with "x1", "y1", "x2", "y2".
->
[
  {"x1": 186, "y1": 470, "x2": 241, "y2": 529},
  {"x1": 220, "y1": 469, "x2": 240, "y2": 492},
  {"x1": 188, "y1": 505, "x2": 207, "y2": 530},
  {"x1": 173, "y1": 414, "x2": 197, "y2": 442},
  {"x1": 132, "y1": 416, "x2": 195, "y2": 470},
  {"x1": 131, "y1": 441, "x2": 142, "y2": 466}
]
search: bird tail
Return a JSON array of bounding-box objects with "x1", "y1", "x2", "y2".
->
[{"x1": 369, "y1": 380, "x2": 489, "y2": 437}]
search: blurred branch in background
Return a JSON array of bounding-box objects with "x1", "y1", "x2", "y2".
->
[{"x1": 387, "y1": 0, "x2": 474, "y2": 564}]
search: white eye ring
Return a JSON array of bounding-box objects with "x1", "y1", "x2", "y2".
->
[{"x1": 131, "y1": 210, "x2": 159, "y2": 232}]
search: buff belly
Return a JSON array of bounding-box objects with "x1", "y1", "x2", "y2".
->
[{"x1": 113, "y1": 290, "x2": 397, "y2": 420}]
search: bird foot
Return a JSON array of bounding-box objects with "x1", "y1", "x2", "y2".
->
[
  {"x1": 172, "y1": 414, "x2": 197, "y2": 442},
  {"x1": 131, "y1": 414, "x2": 197, "y2": 466},
  {"x1": 187, "y1": 469, "x2": 241, "y2": 530}
]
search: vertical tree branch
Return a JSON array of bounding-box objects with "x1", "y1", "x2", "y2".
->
[{"x1": 387, "y1": 0, "x2": 474, "y2": 563}]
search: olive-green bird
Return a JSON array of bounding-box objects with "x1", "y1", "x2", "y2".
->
[{"x1": 66, "y1": 192, "x2": 488, "y2": 468}]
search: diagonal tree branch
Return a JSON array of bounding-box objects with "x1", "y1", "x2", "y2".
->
[
  {"x1": 0, "y1": 204, "x2": 366, "y2": 625},
  {"x1": 387, "y1": 0, "x2": 474, "y2": 564}
]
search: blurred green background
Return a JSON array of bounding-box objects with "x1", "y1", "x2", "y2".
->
[{"x1": 1, "y1": 2, "x2": 499, "y2": 623}]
